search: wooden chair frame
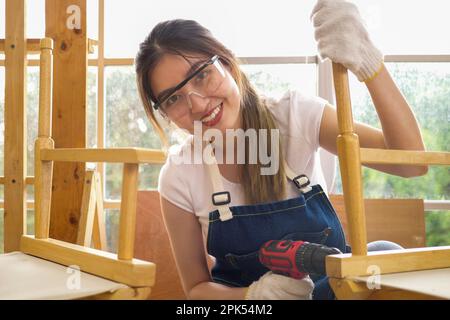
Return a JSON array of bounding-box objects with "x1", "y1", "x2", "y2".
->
[
  {"x1": 19, "y1": 38, "x2": 166, "y2": 297},
  {"x1": 327, "y1": 63, "x2": 450, "y2": 299}
]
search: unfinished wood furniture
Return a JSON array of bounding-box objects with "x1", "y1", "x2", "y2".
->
[
  {"x1": 0, "y1": 38, "x2": 166, "y2": 300},
  {"x1": 327, "y1": 63, "x2": 450, "y2": 300}
]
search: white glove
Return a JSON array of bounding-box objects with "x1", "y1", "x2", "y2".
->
[
  {"x1": 245, "y1": 272, "x2": 314, "y2": 300},
  {"x1": 311, "y1": 0, "x2": 384, "y2": 82}
]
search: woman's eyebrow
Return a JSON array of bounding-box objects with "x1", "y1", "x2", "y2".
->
[{"x1": 156, "y1": 60, "x2": 204, "y2": 101}]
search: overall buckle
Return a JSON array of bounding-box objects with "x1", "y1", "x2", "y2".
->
[
  {"x1": 212, "y1": 191, "x2": 231, "y2": 206},
  {"x1": 293, "y1": 175, "x2": 309, "y2": 189}
]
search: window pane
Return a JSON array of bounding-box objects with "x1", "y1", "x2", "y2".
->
[
  {"x1": 104, "y1": 66, "x2": 163, "y2": 199},
  {"x1": 87, "y1": 0, "x2": 98, "y2": 41},
  {"x1": 0, "y1": 0, "x2": 5, "y2": 39},
  {"x1": 87, "y1": 67, "x2": 98, "y2": 148},
  {"x1": 242, "y1": 63, "x2": 317, "y2": 99},
  {"x1": 27, "y1": 67, "x2": 39, "y2": 176},
  {"x1": 105, "y1": 209, "x2": 119, "y2": 253},
  {"x1": 0, "y1": 67, "x2": 4, "y2": 177},
  {"x1": 353, "y1": 0, "x2": 450, "y2": 54},
  {"x1": 426, "y1": 211, "x2": 450, "y2": 246},
  {"x1": 105, "y1": 0, "x2": 317, "y2": 58},
  {"x1": 333, "y1": 62, "x2": 450, "y2": 200},
  {"x1": 27, "y1": 0, "x2": 45, "y2": 39}
]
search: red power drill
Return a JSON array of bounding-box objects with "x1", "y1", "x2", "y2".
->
[{"x1": 259, "y1": 240, "x2": 342, "y2": 279}]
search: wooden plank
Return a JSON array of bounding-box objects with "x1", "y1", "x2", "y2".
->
[
  {"x1": 4, "y1": 0, "x2": 27, "y2": 252},
  {"x1": 46, "y1": 0, "x2": 88, "y2": 243},
  {"x1": 361, "y1": 148, "x2": 450, "y2": 166},
  {"x1": 21, "y1": 235, "x2": 156, "y2": 287},
  {"x1": 326, "y1": 246, "x2": 450, "y2": 278},
  {"x1": 329, "y1": 196, "x2": 426, "y2": 248},
  {"x1": 41, "y1": 148, "x2": 166, "y2": 163}
]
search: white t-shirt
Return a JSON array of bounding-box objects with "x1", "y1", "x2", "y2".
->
[{"x1": 157, "y1": 89, "x2": 329, "y2": 242}]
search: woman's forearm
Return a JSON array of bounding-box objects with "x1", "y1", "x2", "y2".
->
[
  {"x1": 365, "y1": 63, "x2": 428, "y2": 176},
  {"x1": 188, "y1": 281, "x2": 248, "y2": 300}
]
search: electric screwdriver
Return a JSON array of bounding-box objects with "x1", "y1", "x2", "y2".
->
[{"x1": 258, "y1": 239, "x2": 342, "y2": 279}]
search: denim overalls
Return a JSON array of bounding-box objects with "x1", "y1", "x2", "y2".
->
[{"x1": 203, "y1": 143, "x2": 349, "y2": 300}]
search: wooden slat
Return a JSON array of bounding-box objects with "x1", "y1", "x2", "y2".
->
[
  {"x1": 46, "y1": 0, "x2": 88, "y2": 243},
  {"x1": 21, "y1": 235, "x2": 156, "y2": 287},
  {"x1": 361, "y1": 148, "x2": 450, "y2": 166},
  {"x1": 41, "y1": 148, "x2": 166, "y2": 164},
  {"x1": 4, "y1": 0, "x2": 27, "y2": 252},
  {"x1": 326, "y1": 246, "x2": 450, "y2": 278}
]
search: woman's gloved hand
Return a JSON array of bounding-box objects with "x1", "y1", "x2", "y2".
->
[
  {"x1": 311, "y1": 0, "x2": 384, "y2": 82},
  {"x1": 245, "y1": 271, "x2": 314, "y2": 300}
]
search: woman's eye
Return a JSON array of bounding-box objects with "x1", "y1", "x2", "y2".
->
[
  {"x1": 195, "y1": 70, "x2": 209, "y2": 82},
  {"x1": 165, "y1": 94, "x2": 180, "y2": 107}
]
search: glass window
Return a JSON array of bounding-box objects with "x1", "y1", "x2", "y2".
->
[
  {"x1": 0, "y1": 0, "x2": 5, "y2": 39},
  {"x1": 104, "y1": 66, "x2": 163, "y2": 199},
  {"x1": 353, "y1": 0, "x2": 450, "y2": 54},
  {"x1": 105, "y1": 209, "x2": 119, "y2": 253},
  {"x1": 333, "y1": 62, "x2": 450, "y2": 201},
  {"x1": 0, "y1": 67, "x2": 4, "y2": 177},
  {"x1": 87, "y1": 0, "x2": 98, "y2": 41},
  {"x1": 27, "y1": 67, "x2": 39, "y2": 176},
  {"x1": 426, "y1": 210, "x2": 450, "y2": 246},
  {"x1": 27, "y1": 0, "x2": 45, "y2": 39},
  {"x1": 241, "y1": 63, "x2": 317, "y2": 99},
  {"x1": 104, "y1": 0, "x2": 317, "y2": 58},
  {"x1": 87, "y1": 67, "x2": 98, "y2": 148}
]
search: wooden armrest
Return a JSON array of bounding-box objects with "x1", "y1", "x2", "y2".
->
[
  {"x1": 360, "y1": 148, "x2": 450, "y2": 166},
  {"x1": 40, "y1": 148, "x2": 166, "y2": 164},
  {"x1": 21, "y1": 235, "x2": 156, "y2": 287}
]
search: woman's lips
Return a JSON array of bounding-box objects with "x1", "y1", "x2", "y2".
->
[{"x1": 201, "y1": 103, "x2": 223, "y2": 127}]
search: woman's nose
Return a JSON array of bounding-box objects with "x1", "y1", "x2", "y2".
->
[{"x1": 188, "y1": 91, "x2": 211, "y2": 114}]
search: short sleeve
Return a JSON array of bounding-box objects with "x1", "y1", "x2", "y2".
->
[
  {"x1": 157, "y1": 151, "x2": 194, "y2": 213},
  {"x1": 289, "y1": 90, "x2": 328, "y2": 150}
]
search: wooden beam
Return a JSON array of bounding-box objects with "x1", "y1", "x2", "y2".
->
[
  {"x1": 46, "y1": 0, "x2": 87, "y2": 243},
  {"x1": 4, "y1": 0, "x2": 27, "y2": 252}
]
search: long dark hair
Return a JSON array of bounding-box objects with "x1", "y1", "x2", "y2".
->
[{"x1": 135, "y1": 19, "x2": 286, "y2": 204}]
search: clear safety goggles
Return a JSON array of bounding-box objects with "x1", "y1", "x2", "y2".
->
[{"x1": 153, "y1": 55, "x2": 226, "y2": 120}]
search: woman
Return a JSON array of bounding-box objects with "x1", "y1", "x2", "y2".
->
[{"x1": 135, "y1": 0, "x2": 427, "y2": 300}]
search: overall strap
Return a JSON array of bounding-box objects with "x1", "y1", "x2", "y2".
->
[
  {"x1": 283, "y1": 161, "x2": 312, "y2": 193},
  {"x1": 206, "y1": 141, "x2": 312, "y2": 221},
  {"x1": 204, "y1": 142, "x2": 233, "y2": 221}
]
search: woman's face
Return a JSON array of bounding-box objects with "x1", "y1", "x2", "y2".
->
[{"x1": 149, "y1": 53, "x2": 242, "y2": 134}]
